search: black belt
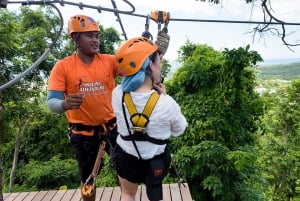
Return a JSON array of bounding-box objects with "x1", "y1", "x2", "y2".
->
[
  {"x1": 69, "y1": 123, "x2": 104, "y2": 132},
  {"x1": 120, "y1": 132, "x2": 168, "y2": 145},
  {"x1": 69, "y1": 117, "x2": 117, "y2": 133}
]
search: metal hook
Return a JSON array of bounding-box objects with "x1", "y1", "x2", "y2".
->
[
  {"x1": 97, "y1": 5, "x2": 101, "y2": 13},
  {"x1": 78, "y1": 2, "x2": 83, "y2": 9}
]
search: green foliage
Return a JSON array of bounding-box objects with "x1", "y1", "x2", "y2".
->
[
  {"x1": 22, "y1": 109, "x2": 71, "y2": 162},
  {"x1": 161, "y1": 59, "x2": 171, "y2": 79},
  {"x1": 177, "y1": 39, "x2": 198, "y2": 63},
  {"x1": 17, "y1": 155, "x2": 78, "y2": 191},
  {"x1": 227, "y1": 150, "x2": 256, "y2": 171},
  {"x1": 0, "y1": 10, "x2": 20, "y2": 61},
  {"x1": 96, "y1": 156, "x2": 119, "y2": 187},
  {"x1": 167, "y1": 42, "x2": 265, "y2": 200},
  {"x1": 174, "y1": 141, "x2": 229, "y2": 180},
  {"x1": 259, "y1": 80, "x2": 300, "y2": 201},
  {"x1": 181, "y1": 44, "x2": 224, "y2": 93},
  {"x1": 99, "y1": 25, "x2": 121, "y2": 54}
]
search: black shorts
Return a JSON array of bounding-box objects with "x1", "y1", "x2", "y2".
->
[
  {"x1": 70, "y1": 133, "x2": 100, "y2": 183},
  {"x1": 115, "y1": 145, "x2": 171, "y2": 184},
  {"x1": 69, "y1": 123, "x2": 119, "y2": 183}
]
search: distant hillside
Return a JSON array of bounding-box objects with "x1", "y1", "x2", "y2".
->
[
  {"x1": 260, "y1": 58, "x2": 300, "y2": 65},
  {"x1": 256, "y1": 62, "x2": 300, "y2": 80},
  {"x1": 168, "y1": 59, "x2": 300, "y2": 80}
]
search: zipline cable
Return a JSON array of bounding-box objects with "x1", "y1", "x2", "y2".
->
[
  {"x1": 6, "y1": 0, "x2": 135, "y2": 15},
  {"x1": 125, "y1": 12, "x2": 300, "y2": 26},
  {"x1": 1, "y1": 0, "x2": 300, "y2": 91},
  {"x1": 1, "y1": 0, "x2": 134, "y2": 91},
  {"x1": 0, "y1": 3, "x2": 64, "y2": 92},
  {"x1": 8, "y1": 0, "x2": 135, "y2": 39},
  {"x1": 6, "y1": 0, "x2": 300, "y2": 26}
]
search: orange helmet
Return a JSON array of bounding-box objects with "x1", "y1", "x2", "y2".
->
[
  {"x1": 115, "y1": 37, "x2": 158, "y2": 76},
  {"x1": 68, "y1": 15, "x2": 100, "y2": 36}
]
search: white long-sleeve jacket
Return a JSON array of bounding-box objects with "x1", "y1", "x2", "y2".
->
[{"x1": 112, "y1": 85, "x2": 188, "y2": 160}]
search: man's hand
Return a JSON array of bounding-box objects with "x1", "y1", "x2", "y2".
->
[{"x1": 62, "y1": 94, "x2": 83, "y2": 110}]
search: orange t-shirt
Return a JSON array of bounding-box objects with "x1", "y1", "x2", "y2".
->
[{"x1": 48, "y1": 53, "x2": 118, "y2": 133}]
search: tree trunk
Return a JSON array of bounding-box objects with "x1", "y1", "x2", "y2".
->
[
  {"x1": 8, "y1": 117, "x2": 32, "y2": 193},
  {"x1": 0, "y1": 91, "x2": 3, "y2": 201}
]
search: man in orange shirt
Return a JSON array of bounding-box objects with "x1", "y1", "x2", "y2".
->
[
  {"x1": 47, "y1": 15, "x2": 119, "y2": 201},
  {"x1": 47, "y1": 14, "x2": 170, "y2": 201}
]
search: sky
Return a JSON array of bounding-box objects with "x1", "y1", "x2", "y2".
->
[{"x1": 6, "y1": 0, "x2": 300, "y2": 62}]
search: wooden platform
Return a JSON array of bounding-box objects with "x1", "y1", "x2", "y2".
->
[{"x1": 3, "y1": 183, "x2": 193, "y2": 201}]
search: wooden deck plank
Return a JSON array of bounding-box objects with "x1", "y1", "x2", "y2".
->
[
  {"x1": 95, "y1": 187, "x2": 104, "y2": 201},
  {"x1": 14, "y1": 191, "x2": 29, "y2": 200},
  {"x1": 100, "y1": 186, "x2": 113, "y2": 201},
  {"x1": 3, "y1": 192, "x2": 20, "y2": 201},
  {"x1": 32, "y1": 191, "x2": 48, "y2": 201},
  {"x1": 163, "y1": 184, "x2": 172, "y2": 200},
  {"x1": 50, "y1": 189, "x2": 67, "y2": 201},
  {"x1": 179, "y1": 183, "x2": 193, "y2": 201},
  {"x1": 22, "y1": 191, "x2": 38, "y2": 201},
  {"x1": 60, "y1": 189, "x2": 76, "y2": 200},
  {"x1": 110, "y1": 186, "x2": 121, "y2": 201},
  {"x1": 3, "y1": 193, "x2": 11, "y2": 200},
  {"x1": 140, "y1": 185, "x2": 148, "y2": 201},
  {"x1": 169, "y1": 183, "x2": 182, "y2": 201},
  {"x1": 3, "y1": 193, "x2": 9, "y2": 199},
  {"x1": 3, "y1": 183, "x2": 192, "y2": 201},
  {"x1": 72, "y1": 189, "x2": 82, "y2": 201},
  {"x1": 41, "y1": 190, "x2": 57, "y2": 201},
  {"x1": 135, "y1": 185, "x2": 141, "y2": 201}
]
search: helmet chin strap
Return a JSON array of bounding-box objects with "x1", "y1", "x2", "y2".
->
[
  {"x1": 145, "y1": 68, "x2": 155, "y2": 85},
  {"x1": 71, "y1": 32, "x2": 81, "y2": 49},
  {"x1": 159, "y1": 75, "x2": 164, "y2": 84}
]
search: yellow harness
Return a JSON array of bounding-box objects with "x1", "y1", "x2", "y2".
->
[
  {"x1": 124, "y1": 92, "x2": 159, "y2": 132},
  {"x1": 122, "y1": 92, "x2": 168, "y2": 146}
]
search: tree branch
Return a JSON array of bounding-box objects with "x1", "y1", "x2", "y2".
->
[{"x1": 252, "y1": 0, "x2": 300, "y2": 51}]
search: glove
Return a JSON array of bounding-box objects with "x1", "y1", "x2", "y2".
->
[{"x1": 155, "y1": 31, "x2": 170, "y2": 56}]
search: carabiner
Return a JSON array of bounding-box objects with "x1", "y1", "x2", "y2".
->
[
  {"x1": 81, "y1": 175, "x2": 96, "y2": 197},
  {"x1": 142, "y1": 15, "x2": 153, "y2": 40}
]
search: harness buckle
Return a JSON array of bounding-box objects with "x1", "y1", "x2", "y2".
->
[{"x1": 131, "y1": 126, "x2": 146, "y2": 134}]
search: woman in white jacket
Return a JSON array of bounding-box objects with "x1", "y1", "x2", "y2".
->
[{"x1": 112, "y1": 37, "x2": 187, "y2": 201}]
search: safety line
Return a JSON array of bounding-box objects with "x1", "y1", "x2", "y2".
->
[
  {"x1": 6, "y1": 0, "x2": 300, "y2": 26},
  {"x1": 6, "y1": 0, "x2": 135, "y2": 15},
  {"x1": 0, "y1": 3, "x2": 64, "y2": 92},
  {"x1": 2, "y1": 0, "x2": 300, "y2": 91},
  {"x1": 123, "y1": 13, "x2": 300, "y2": 26}
]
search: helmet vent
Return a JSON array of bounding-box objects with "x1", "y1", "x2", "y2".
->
[
  {"x1": 80, "y1": 19, "x2": 86, "y2": 27},
  {"x1": 118, "y1": 58, "x2": 123, "y2": 64},
  {"x1": 129, "y1": 61, "x2": 136, "y2": 68}
]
